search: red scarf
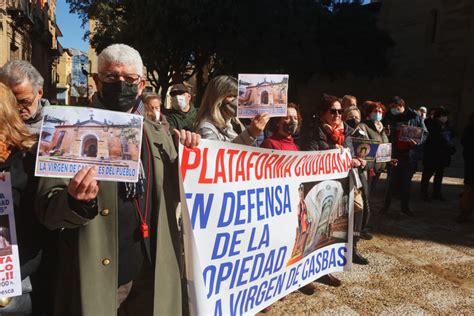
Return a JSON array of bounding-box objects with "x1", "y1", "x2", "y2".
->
[{"x1": 323, "y1": 123, "x2": 345, "y2": 146}]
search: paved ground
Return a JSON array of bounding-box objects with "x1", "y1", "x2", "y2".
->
[{"x1": 266, "y1": 153, "x2": 474, "y2": 315}]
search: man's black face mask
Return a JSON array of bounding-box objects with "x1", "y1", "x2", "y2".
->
[{"x1": 100, "y1": 80, "x2": 138, "y2": 112}]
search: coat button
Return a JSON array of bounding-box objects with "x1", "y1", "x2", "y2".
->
[
  {"x1": 102, "y1": 258, "x2": 111, "y2": 266},
  {"x1": 100, "y1": 208, "x2": 110, "y2": 216},
  {"x1": 0, "y1": 297, "x2": 12, "y2": 307}
]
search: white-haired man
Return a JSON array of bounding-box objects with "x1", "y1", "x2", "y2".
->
[
  {"x1": 36, "y1": 44, "x2": 198, "y2": 315},
  {"x1": 0, "y1": 60, "x2": 49, "y2": 135}
]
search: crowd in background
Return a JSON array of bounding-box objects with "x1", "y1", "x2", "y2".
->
[{"x1": 0, "y1": 43, "x2": 472, "y2": 315}]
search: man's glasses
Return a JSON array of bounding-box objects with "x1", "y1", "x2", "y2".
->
[
  {"x1": 329, "y1": 108, "x2": 343, "y2": 115},
  {"x1": 16, "y1": 98, "x2": 35, "y2": 108},
  {"x1": 98, "y1": 72, "x2": 141, "y2": 84}
]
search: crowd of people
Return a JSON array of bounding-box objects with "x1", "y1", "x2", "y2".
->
[{"x1": 0, "y1": 42, "x2": 471, "y2": 315}]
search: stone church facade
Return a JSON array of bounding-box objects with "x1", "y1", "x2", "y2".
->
[
  {"x1": 41, "y1": 116, "x2": 140, "y2": 161},
  {"x1": 240, "y1": 80, "x2": 288, "y2": 106}
]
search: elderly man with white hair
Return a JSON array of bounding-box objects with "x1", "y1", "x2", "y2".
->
[
  {"x1": 36, "y1": 43, "x2": 198, "y2": 315},
  {"x1": 0, "y1": 60, "x2": 49, "y2": 135}
]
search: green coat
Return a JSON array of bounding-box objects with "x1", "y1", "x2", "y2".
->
[
  {"x1": 36, "y1": 119, "x2": 183, "y2": 316},
  {"x1": 165, "y1": 105, "x2": 197, "y2": 132}
]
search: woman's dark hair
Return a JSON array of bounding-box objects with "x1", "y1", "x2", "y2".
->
[
  {"x1": 319, "y1": 94, "x2": 340, "y2": 114},
  {"x1": 390, "y1": 96, "x2": 405, "y2": 107},
  {"x1": 267, "y1": 103, "x2": 303, "y2": 133}
]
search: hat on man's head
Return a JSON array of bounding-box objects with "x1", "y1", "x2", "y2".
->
[{"x1": 170, "y1": 83, "x2": 191, "y2": 96}]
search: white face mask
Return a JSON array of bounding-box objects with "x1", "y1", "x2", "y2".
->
[
  {"x1": 439, "y1": 116, "x2": 448, "y2": 123},
  {"x1": 172, "y1": 94, "x2": 187, "y2": 110},
  {"x1": 154, "y1": 110, "x2": 161, "y2": 121}
]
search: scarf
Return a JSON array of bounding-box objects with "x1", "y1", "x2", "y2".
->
[
  {"x1": 373, "y1": 120, "x2": 384, "y2": 133},
  {"x1": 322, "y1": 122, "x2": 345, "y2": 146}
]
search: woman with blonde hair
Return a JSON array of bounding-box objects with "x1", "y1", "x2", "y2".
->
[
  {"x1": 0, "y1": 83, "x2": 52, "y2": 315},
  {"x1": 194, "y1": 75, "x2": 269, "y2": 144},
  {"x1": 0, "y1": 84, "x2": 36, "y2": 158}
]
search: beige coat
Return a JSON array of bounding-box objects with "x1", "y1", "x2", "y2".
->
[{"x1": 36, "y1": 119, "x2": 183, "y2": 315}]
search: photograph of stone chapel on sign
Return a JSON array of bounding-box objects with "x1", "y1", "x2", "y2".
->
[
  {"x1": 238, "y1": 73, "x2": 289, "y2": 118},
  {"x1": 36, "y1": 106, "x2": 143, "y2": 182}
]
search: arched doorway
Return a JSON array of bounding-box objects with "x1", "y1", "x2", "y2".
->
[
  {"x1": 260, "y1": 91, "x2": 269, "y2": 105},
  {"x1": 82, "y1": 135, "x2": 98, "y2": 157}
]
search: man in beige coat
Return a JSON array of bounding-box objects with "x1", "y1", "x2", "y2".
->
[{"x1": 36, "y1": 44, "x2": 198, "y2": 315}]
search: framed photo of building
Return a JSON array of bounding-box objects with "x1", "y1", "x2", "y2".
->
[
  {"x1": 238, "y1": 74, "x2": 289, "y2": 118},
  {"x1": 36, "y1": 106, "x2": 144, "y2": 182},
  {"x1": 399, "y1": 125, "x2": 424, "y2": 144}
]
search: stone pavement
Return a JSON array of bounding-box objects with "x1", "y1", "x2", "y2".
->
[{"x1": 266, "y1": 154, "x2": 474, "y2": 315}]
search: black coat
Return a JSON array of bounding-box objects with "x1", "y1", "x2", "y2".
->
[
  {"x1": 0, "y1": 146, "x2": 57, "y2": 315},
  {"x1": 461, "y1": 121, "x2": 474, "y2": 184},
  {"x1": 301, "y1": 121, "x2": 354, "y2": 152},
  {"x1": 423, "y1": 118, "x2": 455, "y2": 168}
]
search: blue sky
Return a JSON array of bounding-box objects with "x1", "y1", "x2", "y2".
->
[{"x1": 56, "y1": 0, "x2": 89, "y2": 53}]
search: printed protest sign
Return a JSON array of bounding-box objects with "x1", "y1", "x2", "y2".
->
[
  {"x1": 375, "y1": 143, "x2": 392, "y2": 163},
  {"x1": 36, "y1": 106, "x2": 143, "y2": 182},
  {"x1": 399, "y1": 125, "x2": 423, "y2": 144},
  {"x1": 238, "y1": 74, "x2": 288, "y2": 118},
  {"x1": 179, "y1": 141, "x2": 354, "y2": 315},
  {"x1": 352, "y1": 138, "x2": 380, "y2": 161},
  {"x1": 0, "y1": 173, "x2": 22, "y2": 298}
]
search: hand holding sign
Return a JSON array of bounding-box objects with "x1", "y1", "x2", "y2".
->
[
  {"x1": 68, "y1": 167, "x2": 99, "y2": 201},
  {"x1": 173, "y1": 129, "x2": 201, "y2": 148},
  {"x1": 248, "y1": 112, "x2": 270, "y2": 138}
]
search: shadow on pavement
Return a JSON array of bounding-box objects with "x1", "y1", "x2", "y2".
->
[{"x1": 368, "y1": 170, "x2": 474, "y2": 248}]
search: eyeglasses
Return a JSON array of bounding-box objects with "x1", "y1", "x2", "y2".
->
[
  {"x1": 98, "y1": 72, "x2": 141, "y2": 84},
  {"x1": 329, "y1": 108, "x2": 343, "y2": 115},
  {"x1": 16, "y1": 98, "x2": 35, "y2": 108}
]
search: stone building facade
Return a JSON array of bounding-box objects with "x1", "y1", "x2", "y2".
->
[
  {"x1": 240, "y1": 79, "x2": 288, "y2": 106},
  {"x1": 41, "y1": 116, "x2": 140, "y2": 161},
  {"x1": 298, "y1": 0, "x2": 474, "y2": 132},
  {"x1": 0, "y1": 0, "x2": 62, "y2": 99},
  {"x1": 56, "y1": 48, "x2": 73, "y2": 104}
]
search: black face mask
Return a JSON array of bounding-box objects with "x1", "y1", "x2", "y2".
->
[
  {"x1": 220, "y1": 99, "x2": 238, "y2": 120},
  {"x1": 99, "y1": 80, "x2": 139, "y2": 112},
  {"x1": 283, "y1": 121, "x2": 298, "y2": 135},
  {"x1": 345, "y1": 118, "x2": 359, "y2": 129}
]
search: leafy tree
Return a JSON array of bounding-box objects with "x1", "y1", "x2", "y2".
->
[{"x1": 67, "y1": 0, "x2": 393, "y2": 104}]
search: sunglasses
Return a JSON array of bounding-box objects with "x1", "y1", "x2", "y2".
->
[{"x1": 329, "y1": 108, "x2": 343, "y2": 115}]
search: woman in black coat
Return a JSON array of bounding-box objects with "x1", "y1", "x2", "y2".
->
[
  {"x1": 0, "y1": 83, "x2": 54, "y2": 315},
  {"x1": 420, "y1": 107, "x2": 455, "y2": 201},
  {"x1": 300, "y1": 94, "x2": 368, "y2": 288}
]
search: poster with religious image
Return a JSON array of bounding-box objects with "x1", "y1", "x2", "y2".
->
[
  {"x1": 179, "y1": 141, "x2": 354, "y2": 315},
  {"x1": 36, "y1": 106, "x2": 143, "y2": 182},
  {"x1": 0, "y1": 173, "x2": 23, "y2": 298},
  {"x1": 238, "y1": 74, "x2": 289, "y2": 118},
  {"x1": 351, "y1": 138, "x2": 381, "y2": 161},
  {"x1": 375, "y1": 143, "x2": 392, "y2": 163}
]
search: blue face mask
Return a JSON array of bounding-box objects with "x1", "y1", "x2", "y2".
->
[
  {"x1": 371, "y1": 112, "x2": 383, "y2": 121},
  {"x1": 391, "y1": 108, "x2": 402, "y2": 115}
]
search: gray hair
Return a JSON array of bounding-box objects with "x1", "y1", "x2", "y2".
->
[
  {"x1": 0, "y1": 60, "x2": 44, "y2": 94},
  {"x1": 97, "y1": 44, "x2": 144, "y2": 76},
  {"x1": 418, "y1": 106, "x2": 427, "y2": 113}
]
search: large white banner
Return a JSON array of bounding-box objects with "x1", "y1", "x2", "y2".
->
[{"x1": 179, "y1": 140, "x2": 354, "y2": 315}]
